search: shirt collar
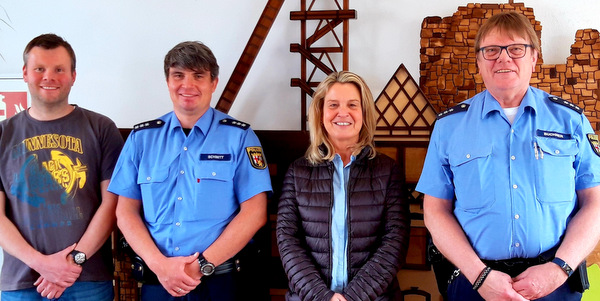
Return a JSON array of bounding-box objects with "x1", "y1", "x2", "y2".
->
[
  {"x1": 167, "y1": 107, "x2": 214, "y2": 136},
  {"x1": 481, "y1": 87, "x2": 537, "y2": 119}
]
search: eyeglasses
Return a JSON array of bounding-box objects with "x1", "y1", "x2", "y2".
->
[{"x1": 477, "y1": 44, "x2": 533, "y2": 60}]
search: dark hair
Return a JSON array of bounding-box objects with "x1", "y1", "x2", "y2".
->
[
  {"x1": 164, "y1": 41, "x2": 219, "y2": 80},
  {"x1": 23, "y1": 33, "x2": 76, "y2": 72}
]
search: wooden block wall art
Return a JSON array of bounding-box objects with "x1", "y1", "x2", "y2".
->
[
  {"x1": 420, "y1": 3, "x2": 600, "y2": 131},
  {"x1": 374, "y1": 64, "x2": 437, "y2": 141}
]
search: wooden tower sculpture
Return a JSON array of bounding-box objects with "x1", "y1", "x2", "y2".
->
[{"x1": 290, "y1": 0, "x2": 356, "y2": 130}]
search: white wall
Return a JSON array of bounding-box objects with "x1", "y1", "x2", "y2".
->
[{"x1": 0, "y1": 1, "x2": 599, "y2": 130}]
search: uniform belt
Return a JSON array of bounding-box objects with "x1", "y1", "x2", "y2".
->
[{"x1": 482, "y1": 257, "x2": 547, "y2": 277}]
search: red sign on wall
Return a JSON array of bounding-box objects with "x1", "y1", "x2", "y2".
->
[{"x1": 0, "y1": 92, "x2": 27, "y2": 121}]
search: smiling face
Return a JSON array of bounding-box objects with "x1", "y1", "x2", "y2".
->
[
  {"x1": 322, "y1": 83, "x2": 363, "y2": 150},
  {"x1": 476, "y1": 29, "x2": 538, "y2": 105},
  {"x1": 167, "y1": 67, "x2": 218, "y2": 119},
  {"x1": 23, "y1": 46, "x2": 76, "y2": 108}
]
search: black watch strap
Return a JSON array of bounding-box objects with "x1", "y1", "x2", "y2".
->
[
  {"x1": 551, "y1": 257, "x2": 574, "y2": 277},
  {"x1": 198, "y1": 254, "x2": 215, "y2": 276},
  {"x1": 70, "y1": 250, "x2": 87, "y2": 265}
]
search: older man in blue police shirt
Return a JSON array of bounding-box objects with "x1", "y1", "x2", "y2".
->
[
  {"x1": 108, "y1": 41, "x2": 272, "y2": 301},
  {"x1": 417, "y1": 12, "x2": 600, "y2": 301}
]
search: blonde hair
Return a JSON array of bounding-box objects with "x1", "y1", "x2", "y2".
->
[
  {"x1": 306, "y1": 71, "x2": 377, "y2": 164},
  {"x1": 475, "y1": 11, "x2": 540, "y2": 55}
]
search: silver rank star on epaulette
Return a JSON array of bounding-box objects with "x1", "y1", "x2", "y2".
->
[
  {"x1": 437, "y1": 103, "x2": 470, "y2": 120},
  {"x1": 220, "y1": 118, "x2": 249, "y2": 130},
  {"x1": 133, "y1": 119, "x2": 165, "y2": 131},
  {"x1": 548, "y1": 96, "x2": 583, "y2": 114}
]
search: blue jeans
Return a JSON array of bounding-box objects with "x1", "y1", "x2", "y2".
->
[
  {"x1": 1, "y1": 281, "x2": 113, "y2": 301},
  {"x1": 447, "y1": 273, "x2": 581, "y2": 300}
]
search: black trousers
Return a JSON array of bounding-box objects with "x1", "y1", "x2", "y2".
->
[{"x1": 141, "y1": 271, "x2": 240, "y2": 301}]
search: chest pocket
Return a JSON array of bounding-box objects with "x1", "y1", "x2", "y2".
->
[
  {"x1": 449, "y1": 145, "x2": 495, "y2": 212},
  {"x1": 534, "y1": 137, "x2": 577, "y2": 203},
  {"x1": 191, "y1": 162, "x2": 236, "y2": 221},
  {"x1": 137, "y1": 166, "x2": 171, "y2": 223}
]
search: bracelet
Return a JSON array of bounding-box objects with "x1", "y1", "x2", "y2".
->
[{"x1": 472, "y1": 266, "x2": 492, "y2": 291}]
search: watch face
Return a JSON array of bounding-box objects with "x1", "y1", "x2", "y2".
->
[
  {"x1": 74, "y1": 252, "x2": 86, "y2": 264},
  {"x1": 201, "y1": 263, "x2": 215, "y2": 276}
]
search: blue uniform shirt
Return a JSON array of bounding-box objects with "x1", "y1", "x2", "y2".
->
[
  {"x1": 417, "y1": 87, "x2": 600, "y2": 260},
  {"x1": 108, "y1": 108, "x2": 272, "y2": 256}
]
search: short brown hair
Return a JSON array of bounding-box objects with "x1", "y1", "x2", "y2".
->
[
  {"x1": 475, "y1": 11, "x2": 540, "y2": 55},
  {"x1": 23, "y1": 33, "x2": 76, "y2": 72}
]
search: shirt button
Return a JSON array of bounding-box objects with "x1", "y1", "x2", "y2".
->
[
  {"x1": 511, "y1": 155, "x2": 516, "y2": 160},
  {"x1": 180, "y1": 170, "x2": 185, "y2": 175},
  {"x1": 514, "y1": 214, "x2": 520, "y2": 219},
  {"x1": 511, "y1": 129, "x2": 515, "y2": 133},
  {"x1": 212, "y1": 172, "x2": 217, "y2": 176},
  {"x1": 466, "y1": 154, "x2": 471, "y2": 159},
  {"x1": 177, "y1": 197, "x2": 182, "y2": 201},
  {"x1": 175, "y1": 247, "x2": 180, "y2": 251},
  {"x1": 515, "y1": 243, "x2": 520, "y2": 248},
  {"x1": 183, "y1": 146, "x2": 188, "y2": 151},
  {"x1": 146, "y1": 177, "x2": 151, "y2": 181},
  {"x1": 513, "y1": 184, "x2": 518, "y2": 189},
  {"x1": 555, "y1": 150, "x2": 560, "y2": 155},
  {"x1": 176, "y1": 222, "x2": 181, "y2": 226}
]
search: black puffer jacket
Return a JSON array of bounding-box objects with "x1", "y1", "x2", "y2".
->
[{"x1": 276, "y1": 147, "x2": 410, "y2": 301}]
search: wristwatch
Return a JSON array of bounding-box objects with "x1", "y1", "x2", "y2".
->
[
  {"x1": 70, "y1": 250, "x2": 87, "y2": 265},
  {"x1": 198, "y1": 254, "x2": 215, "y2": 276},
  {"x1": 551, "y1": 257, "x2": 574, "y2": 277}
]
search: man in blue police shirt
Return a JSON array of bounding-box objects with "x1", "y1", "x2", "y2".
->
[
  {"x1": 417, "y1": 12, "x2": 600, "y2": 301},
  {"x1": 108, "y1": 41, "x2": 272, "y2": 300}
]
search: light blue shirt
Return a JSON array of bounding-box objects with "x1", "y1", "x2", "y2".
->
[
  {"x1": 417, "y1": 87, "x2": 600, "y2": 260},
  {"x1": 108, "y1": 108, "x2": 272, "y2": 256},
  {"x1": 330, "y1": 154, "x2": 354, "y2": 292}
]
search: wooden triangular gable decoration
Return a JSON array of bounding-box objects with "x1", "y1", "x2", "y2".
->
[{"x1": 374, "y1": 64, "x2": 437, "y2": 141}]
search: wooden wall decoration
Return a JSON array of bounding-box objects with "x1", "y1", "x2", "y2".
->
[
  {"x1": 374, "y1": 64, "x2": 437, "y2": 142},
  {"x1": 290, "y1": 0, "x2": 356, "y2": 130},
  {"x1": 419, "y1": 2, "x2": 600, "y2": 131},
  {"x1": 215, "y1": 0, "x2": 285, "y2": 113}
]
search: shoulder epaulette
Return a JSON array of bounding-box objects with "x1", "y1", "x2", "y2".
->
[
  {"x1": 219, "y1": 118, "x2": 249, "y2": 130},
  {"x1": 133, "y1": 119, "x2": 165, "y2": 131},
  {"x1": 437, "y1": 103, "x2": 470, "y2": 120},
  {"x1": 548, "y1": 96, "x2": 583, "y2": 114}
]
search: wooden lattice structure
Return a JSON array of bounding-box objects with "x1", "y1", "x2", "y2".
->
[
  {"x1": 374, "y1": 64, "x2": 437, "y2": 142},
  {"x1": 290, "y1": 0, "x2": 356, "y2": 130},
  {"x1": 215, "y1": 0, "x2": 285, "y2": 113},
  {"x1": 420, "y1": 2, "x2": 600, "y2": 131}
]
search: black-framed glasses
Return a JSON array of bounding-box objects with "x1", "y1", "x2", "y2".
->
[{"x1": 477, "y1": 44, "x2": 533, "y2": 60}]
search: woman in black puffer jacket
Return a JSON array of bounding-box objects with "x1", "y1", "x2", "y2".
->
[{"x1": 276, "y1": 71, "x2": 410, "y2": 301}]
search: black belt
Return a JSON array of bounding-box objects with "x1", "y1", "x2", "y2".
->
[
  {"x1": 133, "y1": 257, "x2": 240, "y2": 285},
  {"x1": 482, "y1": 256, "x2": 547, "y2": 277}
]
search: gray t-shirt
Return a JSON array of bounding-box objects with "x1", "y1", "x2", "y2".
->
[{"x1": 0, "y1": 105, "x2": 123, "y2": 290}]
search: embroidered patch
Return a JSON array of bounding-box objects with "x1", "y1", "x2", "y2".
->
[
  {"x1": 200, "y1": 154, "x2": 232, "y2": 161},
  {"x1": 133, "y1": 119, "x2": 165, "y2": 131},
  {"x1": 548, "y1": 96, "x2": 583, "y2": 114},
  {"x1": 220, "y1": 118, "x2": 249, "y2": 130},
  {"x1": 246, "y1": 147, "x2": 267, "y2": 169},
  {"x1": 437, "y1": 103, "x2": 469, "y2": 120},
  {"x1": 587, "y1": 134, "x2": 600, "y2": 157}
]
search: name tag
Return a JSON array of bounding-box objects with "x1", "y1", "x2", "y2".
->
[
  {"x1": 200, "y1": 154, "x2": 231, "y2": 161},
  {"x1": 536, "y1": 130, "x2": 571, "y2": 140}
]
